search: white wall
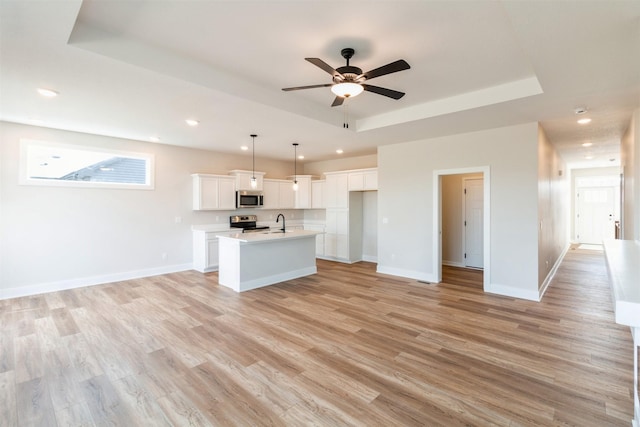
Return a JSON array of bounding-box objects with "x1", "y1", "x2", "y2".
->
[
  {"x1": 0, "y1": 122, "x2": 293, "y2": 298},
  {"x1": 362, "y1": 191, "x2": 378, "y2": 261},
  {"x1": 537, "y1": 125, "x2": 569, "y2": 292},
  {"x1": 621, "y1": 108, "x2": 639, "y2": 240},
  {"x1": 303, "y1": 154, "x2": 376, "y2": 176},
  {"x1": 378, "y1": 123, "x2": 541, "y2": 300}
]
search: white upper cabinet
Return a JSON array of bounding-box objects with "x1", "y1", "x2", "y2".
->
[
  {"x1": 262, "y1": 178, "x2": 295, "y2": 209},
  {"x1": 229, "y1": 170, "x2": 265, "y2": 191},
  {"x1": 325, "y1": 172, "x2": 349, "y2": 209},
  {"x1": 279, "y1": 181, "x2": 295, "y2": 209},
  {"x1": 348, "y1": 169, "x2": 378, "y2": 191},
  {"x1": 192, "y1": 174, "x2": 236, "y2": 210},
  {"x1": 293, "y1": 175, "x2": 312, "y2": 209},
  {"x1": 262, "y1": 179, "x2": 280, "y2": 209},
  {"x1": 311, "y1": 180, "x2": 325, "y2": 209}
]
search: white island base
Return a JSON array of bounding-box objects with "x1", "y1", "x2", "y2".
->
[{"x1": 218, "y1": 230, "x2": 320, "y2": 292}]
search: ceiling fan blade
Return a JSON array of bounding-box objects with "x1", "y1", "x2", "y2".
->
[
  {"x1": 305, "y1": 58, "x2": 343, "y2": 78},
  {"x1": 362, "y1": 84, "x2": 405, "y2": 100},
  {"x1": 360, "y1": 59, "x2": 410, "y2": 81},
  {"x1": 331, "y1": 96, "x2": 344, "y2": 107},
  {"x1": 282, "y1": 83, "x2": 333, "y2": 91}
]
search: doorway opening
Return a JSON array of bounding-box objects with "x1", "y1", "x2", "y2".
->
[
  {"x1": 574, "y1": 174, "x2": 620, "y2": 244},
  {"x1": 433, "y1": 167, "x2": 490, "y2": 291}
]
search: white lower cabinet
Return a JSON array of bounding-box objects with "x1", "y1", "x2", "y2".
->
[
  {"x1": 193, "y1": 229, "x2": 236, "y2": 272},
  {"x1": 304, "y1": 224, "x2": 325, "y2": 257},
  {"x1": 325, "y1": 209, "x2": 349, "y2": 261}
]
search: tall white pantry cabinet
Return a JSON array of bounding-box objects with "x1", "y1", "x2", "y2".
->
[{"x1": 323, "y1": 168, "x2": 377, "y2": 263}]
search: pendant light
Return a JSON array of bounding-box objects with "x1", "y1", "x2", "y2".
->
[
  {"x1": 250, "y1": 134, "x2": 257, "y2": 189},
  {"x1": 292, "y1": 143, "x2": 299, "y2": 191}
]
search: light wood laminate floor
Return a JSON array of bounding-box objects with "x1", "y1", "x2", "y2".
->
[{"x1": 0, "y1": 247, "x2": 635, "y2": 426}]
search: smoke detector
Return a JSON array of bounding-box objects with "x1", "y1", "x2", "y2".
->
[{"x1": 574, "y1": 107, "x2": 588, "y2": 115}]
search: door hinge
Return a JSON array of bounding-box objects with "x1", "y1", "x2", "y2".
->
[
  {"x1": 464, "y1": 253, "x2": 467, "y2": 259},
  {"x1": 464, "y1": 220, "x2": 467, "y2": 226},
  {"x1": 464, "y1": 188, "x2": 467, "y2": 194}
]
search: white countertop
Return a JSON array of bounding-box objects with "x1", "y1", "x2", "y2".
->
[
  {"x1": 217, "y1": 229, "x2": 321, "y2": 244},
  {"x1": 602, "y1": 239, "x2": 640, "y2": 328},
  {"x1": 191, "y1": 224, "x2": 234, "y2": 232}
]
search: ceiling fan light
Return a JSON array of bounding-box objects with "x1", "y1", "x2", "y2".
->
[{"x1": 331, "y1": 82, "x2": 364, "y2": 98}]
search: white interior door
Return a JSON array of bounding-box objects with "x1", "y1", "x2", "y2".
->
[
  {"x1": 464, "y1": 178, "x2": 484, "y2": 268},
  {"x1": 576, "y1": 186, "x2": 616, "y2": 244}
]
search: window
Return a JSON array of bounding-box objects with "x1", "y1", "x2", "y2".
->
[{"x1": 20, "y1": 139, "x2": 154, "y2": 189}]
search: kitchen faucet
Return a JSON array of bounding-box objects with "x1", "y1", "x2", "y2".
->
[{"x1": 276, "y1": 213, "x2": 286, "y2": 232}]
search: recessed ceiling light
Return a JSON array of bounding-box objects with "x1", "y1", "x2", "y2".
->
[
  {"x1": 298, "y1": 155, "x2": 304, "y2": 160},
  {"x1": 585, "y1": 155, "x2": 594, "y2": 160},
  {"x1": 577, "y1": 118, "x2": 592, "y2": 125},
  {"x1": 336, "y1": 149, "x2": 344, "y2": 154},
  {"x1": 185, "y1": 119, "x2": 199, "y2": 126},
  {"x1": 582, "y1": 142, "x2": 593, "y2": 147},
  {"x1": 240, "y1": 145, "x2": 249, "y2": 151},
  {"x1": 37, "y1": 88, "x2": 58, "y2": 97},
  {"x1": 149, "y1": 136, "x2": 160, "y2": 142}
]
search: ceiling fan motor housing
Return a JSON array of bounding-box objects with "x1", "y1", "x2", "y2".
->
[{"x1": 334, "y1": 66, "x2": 363, "y2": 83}]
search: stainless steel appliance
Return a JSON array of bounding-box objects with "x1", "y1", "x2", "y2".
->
[
  {"x1": 229, "y1": 215, "x2": 269, "y2": 233},
  {"x1": 236, "y1": 190, "x2": 263, "y2": 208}
]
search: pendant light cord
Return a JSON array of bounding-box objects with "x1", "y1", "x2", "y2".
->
[{"x1": 251, "y1": 134, "x2": 256, "y2": 180}]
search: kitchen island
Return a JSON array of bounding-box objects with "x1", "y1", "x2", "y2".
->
[{"x1": 218, "y1": 230, "x2": 321, "y2": 292}]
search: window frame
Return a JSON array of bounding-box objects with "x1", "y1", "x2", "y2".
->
[{"x1": 19, "y1": 139, "x2": 155, "y2": 190}]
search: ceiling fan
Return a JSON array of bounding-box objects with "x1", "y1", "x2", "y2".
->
[{"x1": 282, "y1": 48, "x2": 410, "y2": 107}]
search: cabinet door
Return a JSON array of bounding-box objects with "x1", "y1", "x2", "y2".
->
[
  {"x1": 197, "y1": 176, "x2": 220, "y2": 210},
  {"x1": 218, "y1": 177, "x2": 237, "y2": 210},
  {"x1": 325, "y1": 173, "x2": 349, "y2": 208},
  {"x1": 294, "y1": 177, "x2": 311, "y2": 209},
  {"x1": 336, "y1": 234, "x2": 349, "y2": 259},
  {"x1": 262, "y1": 180, "x2": 279, "y2": 209},
  {"x1": 363, "y1": 170, "x2": 378, "y2": 190},
  {"x1": 304, "y1": 225, "x2": 325, "y2": 256},
  {"x1": 324, "y1": 233, "x2": 337, "y2": 257},
  {"x1": 279, "y1": 182, "x2": 295, "y2": 209},
  {"x1": 348, "y1": 173, "x2": 364, "y2": 191},
  {"x1": 311, "y1": 180, "x2": 325, "y2": 209},
  {"x1": 234, "y1": 173, "x2": 263, "y2": 191}
]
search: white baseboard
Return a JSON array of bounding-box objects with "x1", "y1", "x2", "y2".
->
[
  {"x1": 376, "y1": 265, "x2": 437, "y2": 283},
  {"x1": 538, "y1": 243, "x2": 570, "y2": 301},
  {"x1": 220, "y1": 266, "x2": 318, "y2": 293},
  {"x1": 0, "y1": 263, "x2": 193, "y2": 301},
  {"x1": 484, "y1": 283, "x2": 540, "y2": 301},
  {"x1": 442, "y1": 260, "x2": 465, "y2": 267},
  {"x1": 362, "y1": 255, "x2": 378, "y2": 263}
]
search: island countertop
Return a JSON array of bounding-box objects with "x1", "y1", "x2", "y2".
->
[{"x1": 217, "y1": 229, "x2": 321, "y2": 244}]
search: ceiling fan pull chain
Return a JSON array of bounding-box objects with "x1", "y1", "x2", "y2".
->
[{"x1": 343, "y1": 99, "x2": 349, "y2": 129}]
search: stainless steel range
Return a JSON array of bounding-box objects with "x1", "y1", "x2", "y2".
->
[{"x1": 229, "y1": 215, "x2": 270, "y2": 233}]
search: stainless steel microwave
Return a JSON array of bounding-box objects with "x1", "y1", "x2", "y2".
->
[{"x1": 236, "y1": 190, "x2": 264, "y2": 208}]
